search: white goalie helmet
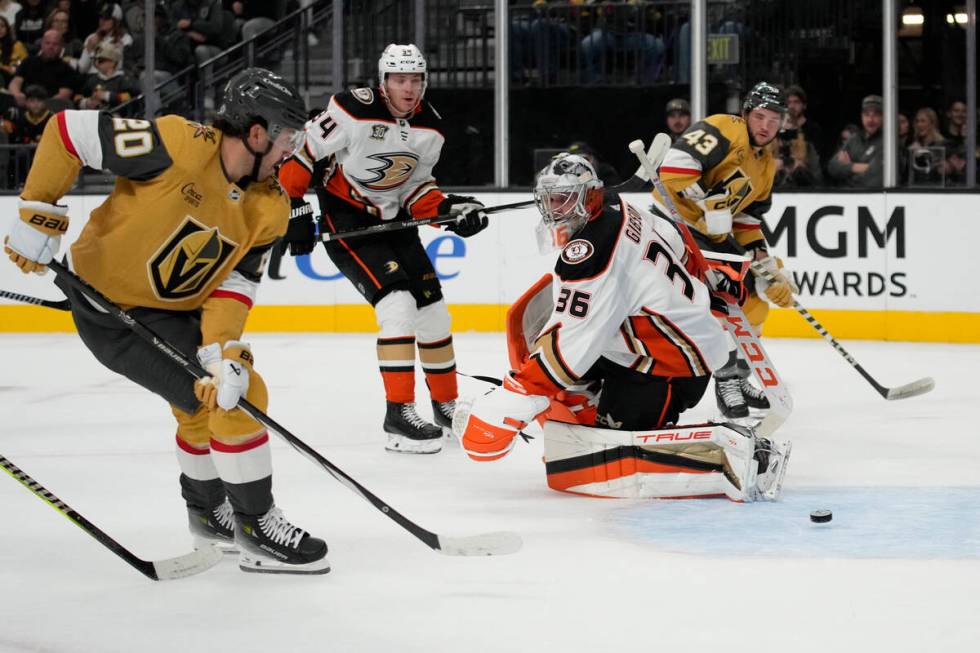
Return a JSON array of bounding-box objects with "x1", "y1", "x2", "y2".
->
[
  {"x1": 378, "y1": 43, "x2": 428, "y2": 97},
  {"x1": 533, "y1": 153, "x2": 604, "y2": 253}
]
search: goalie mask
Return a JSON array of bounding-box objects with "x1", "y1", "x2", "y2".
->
[
  {"x1": 378, "y1": 43, "x2": 427, "y2": 102},
  {"x1": 533, "y1": 153, "x2": 604, "y2": 253}
]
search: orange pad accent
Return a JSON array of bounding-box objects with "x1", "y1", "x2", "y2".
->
[
  {"x1": 506, "y1": 273, "x2": 554, "y2": 371},
  {"x1": 461, "y1": 415, "x2": 518, "y2": 462}
]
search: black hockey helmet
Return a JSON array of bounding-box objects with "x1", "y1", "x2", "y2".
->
[
  {"x1": 217, "y1": 68, "x2": 307, "y2": 153},
  {"x1": 742, "y1": 82, "x2": 788, "y2": 115}
]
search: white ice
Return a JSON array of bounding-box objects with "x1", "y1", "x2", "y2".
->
[{"x1": 1, "y1": 332, "x2": 978, "y2": 652}]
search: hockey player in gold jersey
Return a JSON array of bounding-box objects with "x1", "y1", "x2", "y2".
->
[
  {"x1": 3, "y1": 68, "x2": 330, "y2": 575},
  {"x1": 651, "y1": 81, "x2": 796, "y2": 419}
]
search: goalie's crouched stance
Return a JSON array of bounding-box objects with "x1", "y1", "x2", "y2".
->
[{"x1": 454, "y1": 152, "x2": 790, "y2": 501}]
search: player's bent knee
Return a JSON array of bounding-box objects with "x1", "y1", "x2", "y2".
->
[
  {"x1": 744, "y1": 293, "x2": 769, "y2": 327},
  {"x1": 375, "y1": 290, "x2": 417, "y2": 336},
  {"x1": 172, "y1": 404, "x2": 211, "y2": 448},
  {"x1": 209, "y1": 369, "x2": 269, "y2": 442},
  {"x1": 416, "y1": 299, "x2": 452, "y2": 341}
]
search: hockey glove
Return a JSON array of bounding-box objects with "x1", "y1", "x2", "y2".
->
[
  {"x1": 4, "y1": 200, "x2": 69, "y2": 275},
  {"x1": 453, "y1": 375, "x2": 549, "y2": 462},
  {"x1": 753, "y1": 255, "x2": 797, "y2": 308},
  {"x1": 439, "y1": 195, "x2": 488, "y2": 238},
  {"x1": 195, "y1": 341, "x2": 254, "y2": 411},
  {"x1": 281, "y1": 198, "x2": 318, "y2": 256}
]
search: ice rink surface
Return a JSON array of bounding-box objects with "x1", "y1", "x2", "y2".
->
[{"x1": 1, "y1": 331, "x2": 978, "y2": 653}]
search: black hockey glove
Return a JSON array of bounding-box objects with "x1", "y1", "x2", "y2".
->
[
  {"x1": 439, "y1": 194, "x2": 488, "y2": 238},
  {"x1": 281, "y1": 198, "x2": 318, "y2": 256}
]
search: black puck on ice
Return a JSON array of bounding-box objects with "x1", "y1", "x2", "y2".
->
[{"x1": 810, "y1": 509, "x2": 833, "y2": 523}]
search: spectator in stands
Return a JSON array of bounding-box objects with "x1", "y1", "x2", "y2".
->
[
  {"x1": 905, "y1": 107, "x2": 946, "y2": 185},
  {"x1": 13, "y1": 82, "x2": 46, "y2": 141},
  {"x1": 0, "y1": 15, "x2": 27, "y2": 86},
  {"x1": 664, "y1": 97, "x2": 690, "y2": 140},
  {"x1": 172, "y1": 0, "x2": 235, "y2": 66},
  {"x1": 580, "y1": 0, "x2": 664, "y2": 85},
  {"x1": 944, "y1": 99, "x2": 966, "y2": 146},
  {"x1": 910, "y1": 107, "x2": 945, "y2": 151},
  {"x1": 230, "y1": 0, "x2": 284, "y2": 42},
  {"x1": 14, "y1": 0, "x2": 44, "y2": 50},
  {"x1": 77, "y1": 3, "x2": 132, "y2": 74},
  {"x1": 77, "y1": 41, "x2": 137, "y2": 109},
  {"x1": 783, "y1": 85, "x2": 822, "y2": 155},
  {"x1": 528, "y1": 0, "x2": 574, "y2": 85},
  {"x1": 827, "y1": 94, "x2": 883, "y2": 188},
  {"x1": 567, "y1": 140, "x2": 622, "y2": 186},
  {"x1": 0, "y1": 1, "x2": 20, "y2": 37},
  {"x1": 8, "y1": 29, "x2": 76, "y2": 106},
  {"x1": 44, "y1": 8, "x2": 83, "y2": 67},
  {"x1": 771, "y1": 123, "x2": 823, "y2": 188}
]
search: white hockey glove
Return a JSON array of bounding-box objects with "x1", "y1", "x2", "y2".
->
[
  {"x1": 752, "y1": 255, "x2": 798, "y2": 308},
  {"x1": 195, "y1": 341, "x2": 253, "y2": 411},
  {"x1": 453, "y1": 375, "x2": 550, "y2": 462},
  {"x1": 4, "y1": 200, "x2": 69, "y2": 275}
]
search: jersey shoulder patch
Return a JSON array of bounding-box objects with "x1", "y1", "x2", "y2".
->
[
  {"x1": 333, "y1": 88, "x2": 390, "y2": 122},
  {"x1": 554, "y1": 206, "x2": 626, "y2": 282}
]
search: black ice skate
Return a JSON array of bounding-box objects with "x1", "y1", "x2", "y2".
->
[
  {"x1": 383, "y1": 401, "x2": 443, "y2": 454},
  {"x1": 431, "y1": 399, "x2": 456, "y2": 440},
  {"x1": 740, "y1": 378, "x2": 771, "y2": 410},
  {"x1": 715, "y1": 377, "x2": 749, "y2": 418},
  {"x1": 235, "y1": 507, "x2": 330, "y2": 575},
  {"x1": 188, "y1": 499, "x2": 238, "y2": 554}
]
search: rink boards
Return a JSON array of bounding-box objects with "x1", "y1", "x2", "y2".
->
[{"x1": 1, "y1": 191, "x2": 977, "y2": 342}]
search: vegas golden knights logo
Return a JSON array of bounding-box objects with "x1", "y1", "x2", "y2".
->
[
  {"x1": 149, "y1": 217, "x2": 236, "y2": 300},
  {"x1": 351, "y1": 152, "x2": 420, "y2": 191}
]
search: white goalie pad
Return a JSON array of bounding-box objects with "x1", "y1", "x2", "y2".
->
[{"x1": 542, "y1": 420, "x2": 790, "y2": 502}]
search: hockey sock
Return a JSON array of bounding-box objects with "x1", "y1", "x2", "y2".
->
[
  {"x1": 377, "y1": 335, "x2": 416, "y2": 403},
  {"x1": 210, "y1": 433, "x2": 274, "y2": 516},
  {"x1": 419, "y1": 336, "x2": 457, "y2": 402},
  {"x1": 175, "y1": 434, "x2": 226, "y2": 508}
]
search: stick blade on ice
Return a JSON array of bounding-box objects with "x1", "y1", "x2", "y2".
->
[
  {"x1": 151, "y1": 545, "x2": 224, "y2": 580},
  {"x1": 886, "y1": 377, "x2": 935, "y2": 400},
  {"x1": 437, "y1": 531, "x2": 523, "y2": 556}
]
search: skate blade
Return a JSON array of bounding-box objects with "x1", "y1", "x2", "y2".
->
[
  {"x1": 193, "y1": 535, "x2": 239, "y2": 555},
  {"x1": 384, "y1": 432, "x2": 443, "y2": 454},
  {"x1": 238, "y1": 553, "x2": 331, "y2": 575}
]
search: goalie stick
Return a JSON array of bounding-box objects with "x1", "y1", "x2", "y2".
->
[
  {"x1": 0, "y1": 288, "x2": 70, "y2": 311},
  {"x1": 1, "y1": 454, "x2": 223, "y2": 580},
  {"x1": 628, "y1": 137, "x2": 934, "y2": 402},
  {"x1": 46, "y1": 260, "x2": 521, "y2": 557},
  {"x1": 320, "y1": 199, "x2": 534, "y2": 242}
]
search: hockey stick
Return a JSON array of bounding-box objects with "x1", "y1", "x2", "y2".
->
[
  {"x1": 1, "y1": 454, "x2": 223, "y2": 580},
  {"x1": 0, "y1": 288, "x2": 70, "y2": 311},
  {"x1": 457, "y1": 371, "x2": 502, "y2": 386},
  {"x1": 628, "y1": 138, "x2": 934, "y2": 402},
  {"x1": 46, "y1": 260, "x2": 521, "y2": 557},
  {"x1": 320, "y1": 199, "x2": 534, "y2": 242}
]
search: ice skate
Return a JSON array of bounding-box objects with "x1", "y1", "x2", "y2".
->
[
  {"x1": 740, "y1": 378, "x2": 771, "y2": 410},
  {"x1": 431, "y1": 399, "x2": 457, "y2": 442},
  {"x1": 715, "y1": 377, "x2": 749, "y2": 418},
  {"x1": 235, "y1": 507, "x2": 330, "y2": 575},
  {"x1": 187, "y1": 499, "x2": 238, "y2": 555},
  {"x1": 384, "y1": 401, "x2": 443, "y2": 454}
]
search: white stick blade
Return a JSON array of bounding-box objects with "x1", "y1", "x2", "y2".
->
[
  {"x1": 152, "y1": 545, "x2": 224, "y2": 580},
  {"x1": 647, "y1": 132, "x2": 672, "y2": 168},
  {"x1": 628, "y1": 139, "x2": 646, "y2": 154},
  {"x1": 437, "y1": 531, "x2": 523, "y2": 556},
  {"x1": 886, "y1": 377, "x2": 935, "y2": 400}
]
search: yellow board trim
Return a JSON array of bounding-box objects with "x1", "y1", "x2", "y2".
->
[{"x1": 1, "y1": 304, "x2": 978, "y2": 343}]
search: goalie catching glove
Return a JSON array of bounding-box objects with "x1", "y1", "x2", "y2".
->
[
  {"x1": 439, "y1": 194, "x2": 488, "y2": 238},
  {"x1": 4, "y1": 200, "x2": 69, "y2": 274},
  {"x1": 752, "y1": 254, "x2": 797, "y2": 308},
  {"x1": 453, "y1": 375, "x2": 550, "y2": 461},
  {"x1": 195, "y1": 341, "x2": 255, "y2": 411}
]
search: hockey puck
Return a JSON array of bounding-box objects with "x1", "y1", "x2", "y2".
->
[{"x1": 810, "y1": 509, "x2": 833, "y2": 523}]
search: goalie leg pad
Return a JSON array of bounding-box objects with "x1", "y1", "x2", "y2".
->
[{"x1": 542, "y1": 421, "x2": 786, "y2": 501}]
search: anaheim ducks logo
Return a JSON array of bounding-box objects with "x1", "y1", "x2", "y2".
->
[
  {"x1": 148, "y1": 217, "x2": 237, "y2": 300},
  {"x1": 351, "y1": 152, "x2": 419, "y2": 191}
]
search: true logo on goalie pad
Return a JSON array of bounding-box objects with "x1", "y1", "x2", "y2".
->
[
  {"x1": 148, "y1": 216, "x2": 237, "y2": 301},
  {"x1": 561, "y1": 239, "x2": 594, "y2": 265}
]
